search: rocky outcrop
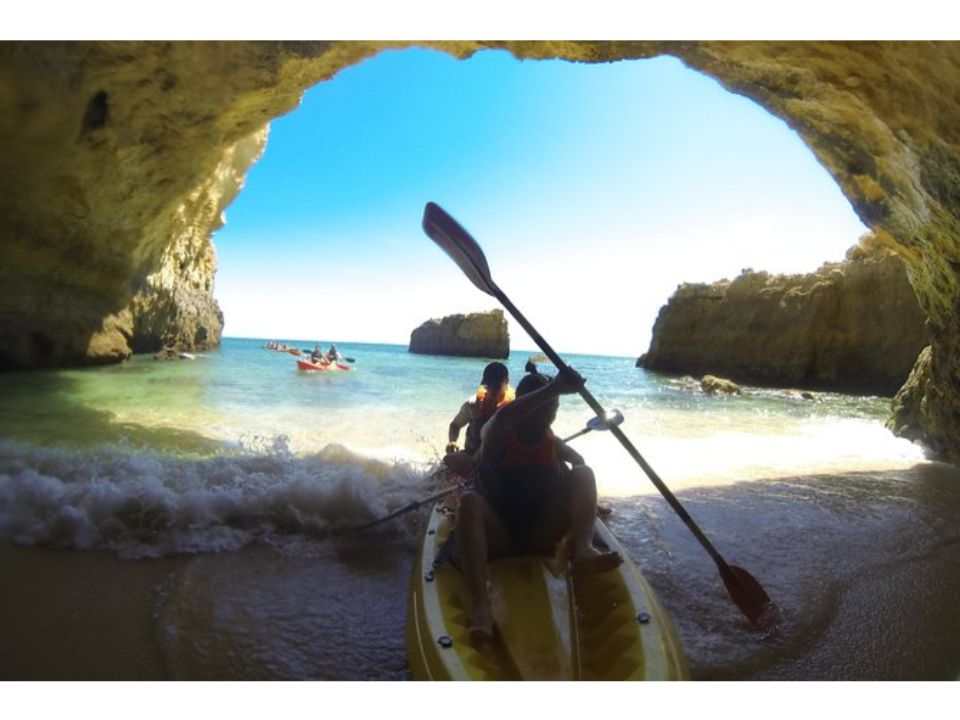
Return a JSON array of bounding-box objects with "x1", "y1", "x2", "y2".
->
[
  {"x1": 887, "y1": 346, "x2": 938, "y2": 450},
  {"x1": 2, "y1": 42, "x2": 960, "y2": 457},
  {"x1": 409, "y1": 310, "x2": 509, "y2": 358},
  {"x1": 640, "y1": 240, "x2": 928, "y2": 396},
  {"x1": 701, "y1": 375, "x2": 742, "y2": 396}
]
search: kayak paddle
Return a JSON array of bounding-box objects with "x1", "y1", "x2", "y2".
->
[
  {"x1": 421, "y1": 201, "x2": 773, "y2": 627},
  {"x1": 562, "y1": 408, "x2": 625, "y2": 442},
  {"x1": 346, "y1": 414, "x2": 624, "y2": 534}
]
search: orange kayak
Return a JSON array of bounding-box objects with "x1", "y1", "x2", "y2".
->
[{"x1": 296, "y1": 359, "x2": 350, "y2": 371}]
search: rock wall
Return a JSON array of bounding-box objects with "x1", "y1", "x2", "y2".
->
[
  {"x1": 639, "y1": 239, "x2": 928, "y2": 395},
  {"x1": 0, "y1": 42, "x2": 380, "y2": 368},
  {"x1": 409, "y1": 310, "x2": 509, "y2": 358},
  {"x1": 2, "y1": 42, "x2": 960, "y2": 458}
]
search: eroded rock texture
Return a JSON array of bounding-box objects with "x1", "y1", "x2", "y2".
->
[
  {"x1": 0, "y1": 41, "x2": 382, "y2": 368},
  {"x1": 640, "y1": 240, "x2": 929, "y2": 395},
  {"x1": 1, "y1": 41, "x2": 959, "y2": 457},
  {"x1": 409, "y1": 309, "x2": 509, "y2": 358}
]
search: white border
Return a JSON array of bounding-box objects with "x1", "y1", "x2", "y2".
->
[{"x1": 2, "y1": 1, "x2": 958, "y2": 40}]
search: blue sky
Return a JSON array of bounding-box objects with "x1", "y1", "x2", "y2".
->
[{"x1": 215, "y1": 47, "x2": 867, "y2": 356}]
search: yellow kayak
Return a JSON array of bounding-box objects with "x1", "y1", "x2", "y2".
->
[{"x1": 406, "y1": 500, "x2": 689, "y2": 680}]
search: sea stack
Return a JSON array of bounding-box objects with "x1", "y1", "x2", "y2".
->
[{"x1": 409, "y1": 310, "x2": 509, "y2": 358}]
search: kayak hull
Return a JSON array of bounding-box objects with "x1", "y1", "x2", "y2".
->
[
  {"x1": 296, "y1": 359, "x2": 351, "y2": 371},
  {"x1": 406, "y1": 500, "x2": 688, "y2": 681}
]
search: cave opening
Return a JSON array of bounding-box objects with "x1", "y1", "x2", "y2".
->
[{"x1": 212, "y1": 47, "x2": 869, "y2": 359}]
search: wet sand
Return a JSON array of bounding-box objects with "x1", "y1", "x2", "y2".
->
[
  {"x1": 3, "y1": 463, "x2": 960, "y2": 680},
  {"x1": 0, "y1": 543, "x2": 183, "y2": 680}
]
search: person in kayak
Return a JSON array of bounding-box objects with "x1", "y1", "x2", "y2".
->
[
  {"x1": 455, "y1": 365, "x2": 622, "y2": 643},
  {"x1": 446, "y1": 361, "x2": 515, "y2": 457}
]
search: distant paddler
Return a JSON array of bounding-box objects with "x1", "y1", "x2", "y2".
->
[{"x1": 309, "y1": 345, "x2": 331, "y2": 366}]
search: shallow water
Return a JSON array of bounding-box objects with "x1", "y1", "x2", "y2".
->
[{"x1": 1, "y1": 338, "x2": 956, "y2": 680}]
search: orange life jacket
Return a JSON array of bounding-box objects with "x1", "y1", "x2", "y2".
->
[
  {"x1": 475, "y1": 384, "x2": 515, "y2": 419},
  {"x1": 465, "y1": 384, "x2": 515, "y2": 454}
]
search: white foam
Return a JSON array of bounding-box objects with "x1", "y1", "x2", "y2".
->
[
  {"x1": 582, "y1": 416, "x2": 929, "y2": 497},
  {"x1": 0, "y1": 439, "x2": 437, "y2": 558}
]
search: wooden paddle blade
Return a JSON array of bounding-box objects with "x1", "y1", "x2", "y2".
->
[
  {"x1": 422, "y1": 202, "x2": 496, "y2": 296},
  {"x1": 721, "y1": 564, "x2": 774, "y2": 627}
]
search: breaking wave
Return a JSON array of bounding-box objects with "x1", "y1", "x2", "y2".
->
[{"x1": 0, "y1": 437, "x2": 440, "y2": 559}]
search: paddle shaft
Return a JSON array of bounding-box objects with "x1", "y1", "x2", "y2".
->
[
  {"x1": 492, "y1": 285, "x2": 732, "y2": 573},
  {"x1": 350, "y1": 423, "x2": 605, "y2": 534},
  {"x1": 349, "y1": 482, "x2": 459, "y2": 533}
]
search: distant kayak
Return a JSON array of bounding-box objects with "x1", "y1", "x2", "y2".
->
[
  {"x1": 296, "y1": 359, "x2": 351, "y2": 372},
  {"x1": 287, "y1": 349, "x2": 302, "y2": 357}
]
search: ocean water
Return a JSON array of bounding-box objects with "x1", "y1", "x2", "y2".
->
[
  {"x1": 3, "y1": 337, "x2": 959, "y2": 680},
  {"x1": 0, "y1": 337, "x2": 925, "y2": 555}
]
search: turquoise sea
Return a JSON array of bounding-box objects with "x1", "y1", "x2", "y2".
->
[{"x1": 3, "y1": 337, "x2": 959, "y2": 680}]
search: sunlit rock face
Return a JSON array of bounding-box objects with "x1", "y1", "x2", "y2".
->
[
  {"x1": 409, "y1": 310, "x2": 509, "y2": 358},
  {"x1": 1, "y1": 41, "x2": 959, "y2": 458},
  {"x1": 0, "y1": 41, "x2": 381, "y2": 368},
  {"x1": 640, "y1": 240, "x2": 929, "y2": 396}
]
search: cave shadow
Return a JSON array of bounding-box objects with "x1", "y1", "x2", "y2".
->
[{"x1": 0, "y1": 368, "x2": 222, "y2": 454}]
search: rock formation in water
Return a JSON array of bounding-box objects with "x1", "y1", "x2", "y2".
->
[
  {"x1": 1, "y1": 42, "x2": 960, "y2": 458},
  {"x1": 640, "y1": 239, "x2": 928, "y2": 396},
  {"x1": 409, "y1": 310, "x2": 509, "y2": 358},
  {"x1": 700, "y1": 375, "x2": 742, "y2": 396}
]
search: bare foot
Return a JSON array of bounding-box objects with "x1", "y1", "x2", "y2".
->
[
  {"x1": 468, "y1": 606, "x2": 495, "y2": 646},
  {"x1": 468, "y1": 623, "x2": 496, "y2": 646},
  {"x1": 571, "y1": 548, "x2": 623, "y2": 576}
]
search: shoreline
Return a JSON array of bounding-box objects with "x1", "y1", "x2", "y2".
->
[{"x1": 4, "y1": 463, "x2": 960, "y2": 681}]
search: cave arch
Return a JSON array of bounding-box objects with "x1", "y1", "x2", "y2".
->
[{"x1": 1, "y1": 41, "x2": 958, "y2": 456}]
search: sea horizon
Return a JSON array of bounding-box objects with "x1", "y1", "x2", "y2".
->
[{"x1": 223, "y1": 334, "x2": 642, "y2": 361}]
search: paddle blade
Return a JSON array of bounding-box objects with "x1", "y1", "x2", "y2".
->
[
  {"x1": 586, "y1": 408, "x2": 625, "y2": 433},
  {"x1": 720, "y1": 564, "x2": 775, "y2": 628},
  {"x1": 422, "y1": 202, "x2": 496, "y2": 296}
]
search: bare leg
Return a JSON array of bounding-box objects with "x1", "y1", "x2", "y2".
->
[
  {"x1": 567, "y1": 466, "x2": 622, "y2": 574},
  {"x1": 456, "y1": 491, "x2": 509, "y2": 643}
]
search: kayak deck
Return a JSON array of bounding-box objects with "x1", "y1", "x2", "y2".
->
[{"x1": 407, "y1": 501, "x2": 688, "y2": 680}]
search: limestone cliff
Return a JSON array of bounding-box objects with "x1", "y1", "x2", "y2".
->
[
  {"x1": 126, "y1": 129, "x2": 267, "y2": 352},
  {"x1": 0, "y1": 42, "x2": 377, "y2": 368},
  {"x1": 2, "y1": 42, "x2": 960, "y2": 458},
  {"x1": 640, "y1": 240, "x2": 927, "y2": 395},
  {"x1": 409, "y1": 310, "x2": 509, "y2": 358}
]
